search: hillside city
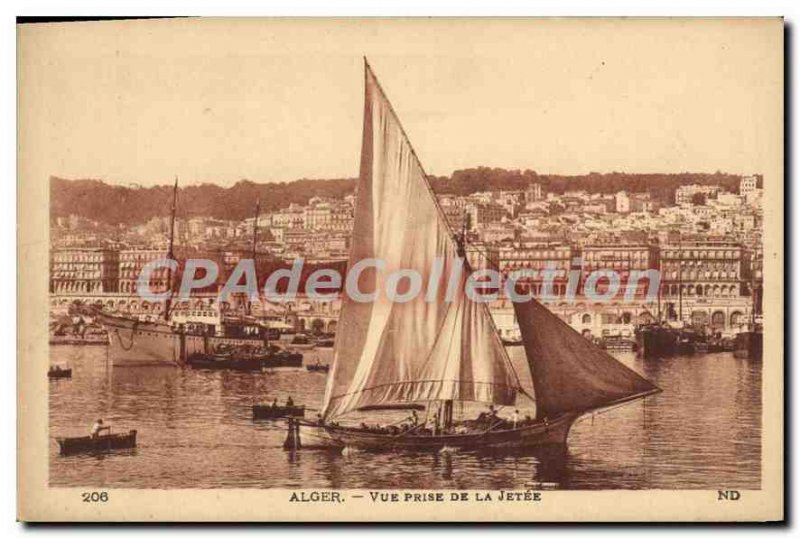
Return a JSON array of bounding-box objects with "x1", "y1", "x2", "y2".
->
[{"x1": 47, "y1": 175, "x2": 760, "y2": 347}]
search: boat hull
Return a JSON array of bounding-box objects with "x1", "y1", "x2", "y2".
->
[
  {"x1": 636, "y1": 326, "x2": 697, "y2": 358},
  {"x1": 57, "y1": 430, "x2": 137, "y2": 456},
  {"x1": 48, "y1": 368, "x2": 72, "y2": 379},
  {"x1": 734, "y1": 331, "x2": 763, "y2": 360},
  {"x1": 98, "y1": 313, "x2": 182, "y2": 366},
  {"x1": 96, "y1": 312, "x2": 278, "y2": 367},
  {"x1": 293, "y1": 413, "x2": 578, "y2": 452},
  {"x1": 189, "y1": 355, "x2": 264, "y2": 371},
  {"x1": 49, "y1": 336, "x2": 108, "y2": 346},
  {"x1": 253, "y1": 405, "x2": 306, "y2": 420}
]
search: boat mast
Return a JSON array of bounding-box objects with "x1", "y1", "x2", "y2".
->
[
  {"x1": 164, "y1": 176, "x2": 178, "y2": 321},
  {"x1": 656, "y1": 262, "x2": 662, "y2": 323},
  {"x1": 440, "y1": 210, "x2": 471, "y2": 431},
  {"x1": 677, "y1": 234, "x2": 683, "y2": 324},
  {"x1": 249, "y1": 198, "x2": 260, "y2": 316},
  {"x1": 323, "y1": 59, "x2": 529, "y2": 422},
  {"x1": 750, "y1": 248, "x2": 758, "y2": 328}
]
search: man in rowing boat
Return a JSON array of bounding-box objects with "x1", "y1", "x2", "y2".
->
[{"x1": 90, "y1": 419, "x2": 111, "y2": 439}]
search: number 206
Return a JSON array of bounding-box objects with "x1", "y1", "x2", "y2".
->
[{"x1": 81, "y1": 491, "x2": 108, "y2": 502}]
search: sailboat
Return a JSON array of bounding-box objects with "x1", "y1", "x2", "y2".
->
[{"x1": 286, "y1": 60, "x2": 660, "y2": 451}]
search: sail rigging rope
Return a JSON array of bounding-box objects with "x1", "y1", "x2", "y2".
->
[
  {"x1": 114, "y1": 320, "x2": 138, "y2": 351},
  {"x1": 575, "y1": 397, "x2": 644, "y2": 425}
]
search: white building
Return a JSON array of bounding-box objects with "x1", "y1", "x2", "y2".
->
[
  {"x1": 615, "y1": 191, "x2": 630, "y2": 213},
  {"x1": 675, "y1": 184, "x2": 722, "y2": 206},
  {"x1": 740, "y1": 175, "x2": 758, "y2": 196},
  {"x1": 525, "y1": 183, "x2": 543, "y2": 203}
]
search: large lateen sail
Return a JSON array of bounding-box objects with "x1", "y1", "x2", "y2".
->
[
  {"x1": 322, "y1": 61, "x2": 522, "y2": 419},
  {"x1": 513, "y1": 298, "x2": 660, "y2": 419}
]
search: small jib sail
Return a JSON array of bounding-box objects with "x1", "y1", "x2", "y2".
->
[
  {"x1": 514, "y1": 298, "x2": 661, "y2": 419},
  {"x1": 322, "y1": 60, "x2": 524, "y2": 419}
]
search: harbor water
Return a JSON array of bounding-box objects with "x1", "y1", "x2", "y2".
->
[{"x1": 49, "y1": 346, "x2": 761, "y2": 490}]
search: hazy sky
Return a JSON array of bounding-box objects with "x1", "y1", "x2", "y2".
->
[{"x1": 19, "y1": 18, "x2": 782, "y2": 187}]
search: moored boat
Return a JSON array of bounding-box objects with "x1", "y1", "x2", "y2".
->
[
  {"x1": 306, "y1": 362, "x2": 330, "y2": 373},
  {"x1": 188, "y1": 354, "x2": 264, "y2": 371},
  {"x1": 264, "y1": 351, "x2": 303, "y2": 368},
  {"x1": 313, "y1": 335, "x2": 335, "y2": 348},
  {"x1": 636, "y1": 324, "x2": 678, "y2": 358},
  {"x1": 600, "y1": 335, "x2": 637, "y2": 352},
  {"x1": 253, "y1": 404, "x2": 305, "y2": 420},
  {"x1": 500, "y1": 336, "x2": 524, "y2": 346},
  {"x1": 56, "y1": 430, "x2": 137, "y2": 456},
  {"x1": 636, "y1": 324, "x2": 699, "y2": 358},
  {"x1": 48, "y1": 363, "x2": 72, "y2": 379},
  {"x1": 734, "y1": 328, "x2": 763, "y2": 360},
  {"x1": 188, "y1": 348, "x2": 303, "y2": 371},
  {"x1": 285, "y1": 334, "x2": 316, "y2": 351},
  {"x1": 49, "y1": 334, "x2": 108, "y2": 346}
]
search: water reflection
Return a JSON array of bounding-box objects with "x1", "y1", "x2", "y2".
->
[{"x1": 50, "y1": 347, "x2": 760, "y2": 490}]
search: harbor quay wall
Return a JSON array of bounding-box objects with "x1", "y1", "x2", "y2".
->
[{"x1": 50, "y1": 292, "x2": 754, "y2": 338}]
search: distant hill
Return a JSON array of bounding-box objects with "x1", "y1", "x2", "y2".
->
[
  {"x1": 50, "y1": 169, "x2": 748, "y2": 225},
  {"x1": 50, "y1": 177, "x2": 356, "y2": 225}
]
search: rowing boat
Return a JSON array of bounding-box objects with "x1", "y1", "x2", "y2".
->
[
  {"x1": 48, "y1": 364, "x2": 72, "y2": 379},
  {"x1": 56, "y1": 430, "x2": 137, "y2": 456},
  {"x1": 252, "y1": 405, "x2": 305, "y2": 420}
]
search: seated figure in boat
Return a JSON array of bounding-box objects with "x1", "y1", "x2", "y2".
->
[
  {"x1": 523, "y1": 414, "x2": 534, "y2": 427},
  {"x1": 476, "y1": 404, "x2": 499, "y2": 426},
  {"x1": 286, "y1": 396, "x2": 294, "y2": 408},
  {"x1": 90, "y1": 418, "x2": 111, "y2": 439}
]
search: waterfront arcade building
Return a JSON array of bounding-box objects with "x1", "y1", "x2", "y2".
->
[
  {"x1": 50, "y1": 247, "x2": 119, "y2": 295},
  {"x1": 658, "y1": 240, "x2": 747, "y2": 327},
  {"x1": 581, "y1": 244, "x2": 660, "y2": 300},
  {"x1": 496, "y1": 242, "x2": 576, "y2": 298},
  {"x1": 51, "y1": 238, "x2": 755, "y2": 334},
  {"x1": 118, "y1": 249, "x2": 171, "y2": 295}
]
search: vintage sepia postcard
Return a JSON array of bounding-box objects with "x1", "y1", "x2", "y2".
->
[{"x1": 17, "y1": 17, "x2": 783, "y2": 522}]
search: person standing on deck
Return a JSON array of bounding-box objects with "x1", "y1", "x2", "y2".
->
[
  {"x1": 90, "y1": 419, "x2": 110, "y2": 439},
  {"x1": 410, "y1": 410, "x2": 419, "y2": 426},
  {"x1": 512, "y1": 409, "x2": 520, "y2": 429},
  {"x1": 428, "y1": 414, "x2": 438, "y2": 436}
]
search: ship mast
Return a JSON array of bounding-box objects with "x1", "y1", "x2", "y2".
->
[
  {"x1": 441, "y1": 208, "x2": 471, "y2": 431},
  {"x1": 750, "y1": 248, "x2": 758, "y2": 327},
  {"x1": 656, "y1": 264, "x2": 662, "y2": 323},
  {"x1": 164, "y1": 176, "x2": 178, "y2": 321},
  {"x1": 677, "y1": 234, "x2": 683, "y2": 324},
  {"x1": 248, "y1": 198, "x2": 260, "y2": 316}
]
